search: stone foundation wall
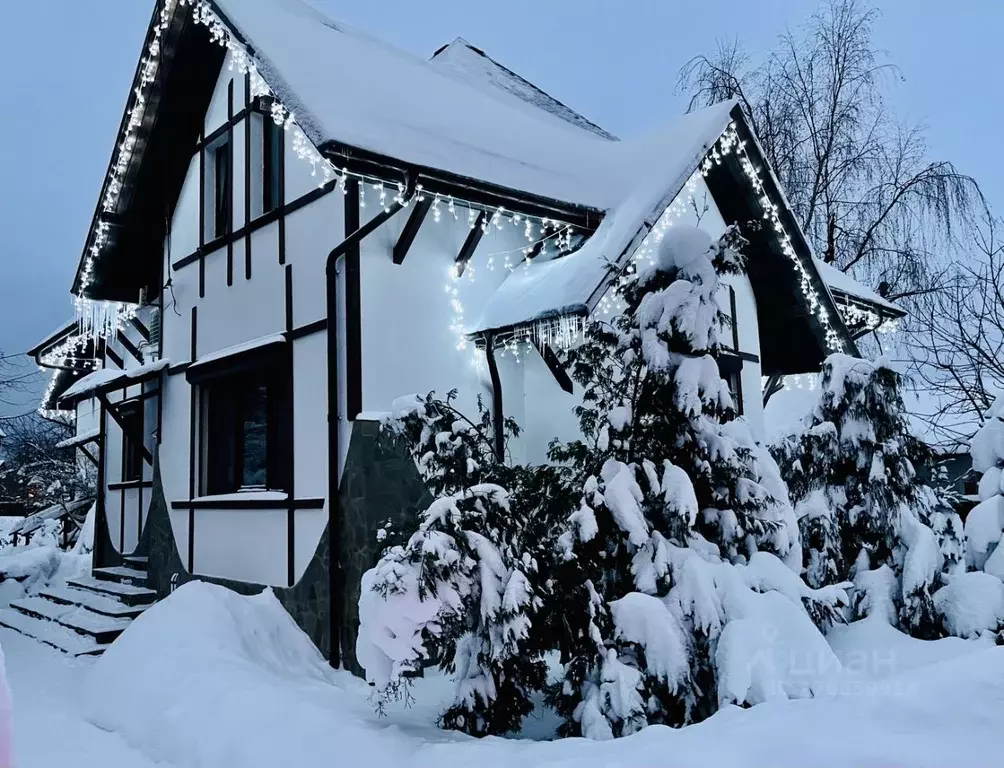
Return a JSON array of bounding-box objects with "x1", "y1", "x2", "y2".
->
[{"x1": 134, "y1": 420, "x2": 427, "y2": 672}]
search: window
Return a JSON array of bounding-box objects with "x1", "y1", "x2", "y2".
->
[
  {"x1": 262, "y1": 116, "x2": 281, "y2": 215},
  {"x1": 197, "y1": 363, "x2": 290, "y2": 496},
  {"x1": 207, "y1": 134, "x2": 232, "y2": 240},
  {"x1": 250, "y1": 111, "x2": 282, "y2": 219},
  {"x1": 717, "y1": 354, "x2": 744, "y2": 416},
  {"x1": 120, "y1": 402, "x2": 144, "y2": 482}
]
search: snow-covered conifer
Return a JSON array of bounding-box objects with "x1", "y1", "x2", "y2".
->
[
  {"x1": 966, "y1": 397, "x2": 1004, "y2": 578},
  {"x1": 357, "y1": 393, "x2": 571, "y2": 736},
  {"x1": 773, "y1": 355, "x2": 953, "y2": 638},
  {"x1": 547, "y1": 226, "x2": 826, "y2": 737}
]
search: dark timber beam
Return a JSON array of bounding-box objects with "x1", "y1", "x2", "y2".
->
[
  {"x1": 96, "y1": 391, "x2": 154, "y2": 466},
  {"x1": 532, "y1": 341, "x2": 574, "y2": 394},
  {"x1": 106, "y1": 346, "x2": 124, "y2": 369},
  {"x1": 79, "y1": 445, "x2": 101, "y2": 469},
  {"x1": 129, "y1": 315, "x2": 151, "y2": 342},
  {"x1": 116, "y1": 330, "x2": 144, "y2": 365},
  {"x1": 455, "y1": 212, "x2": 487, "y2": 278},
  {"x1": 393, "y1": 197, "x2": 432, "y2": 265}
]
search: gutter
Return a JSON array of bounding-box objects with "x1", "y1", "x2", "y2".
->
[{"x1": 325, "y1": 177, "x2": 414, "y2": 668}]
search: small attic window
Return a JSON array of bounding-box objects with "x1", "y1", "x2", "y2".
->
[
  {"x1": 205, "y1": 134, "x2": 232, "y2": 240},
  {"x1": 250, "y1": 112, "x2": 282, "y2": 219}
]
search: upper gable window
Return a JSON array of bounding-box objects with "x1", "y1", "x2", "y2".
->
[
  {"x1": 205, "y1": 134, "x2": 232, "y2": 241},
  {"x1": 250, "y1": 111, "x2": 282, "y2": 219}
]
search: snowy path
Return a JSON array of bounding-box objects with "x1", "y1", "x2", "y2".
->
[{"x1": 2, "y1": 629, "x2": 160, "y2": 768}]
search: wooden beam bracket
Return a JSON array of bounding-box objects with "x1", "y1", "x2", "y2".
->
[
  {"x1": 455, "y1": 212, "x2": 487, "y2": 278},
  {"x1": 96, "y1": 391, "x2": 154, "y2": 467}
]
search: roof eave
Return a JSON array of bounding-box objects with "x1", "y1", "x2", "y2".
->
[{"x1": 317, "y1": 140, "x2": 605, "y2": 231}]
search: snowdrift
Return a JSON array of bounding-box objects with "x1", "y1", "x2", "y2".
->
[
  {"x1": 0, "y1": 545, "x2": 89, "y2": 607},
  {"x1": 83, "y1": 581, "x2": 1004, "y2": 768}
]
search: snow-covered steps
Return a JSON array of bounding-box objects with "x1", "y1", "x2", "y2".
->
[
  {"x1": 66, "y1": 576, "x2": 157, "y2": 607},
  {"x1": 38, "y1": 586, "x2": 148, "y2": 619},
  {"x1": 123, "y1": 555, "x2": 148, "y2": 568},
  {"x1": 1, "y1": 559, "x2": 160, "y2": 656},
  {"x1": 9, "y1": 596, "x2": 73, "y2": 623},
  {"x1": 57, "y1": 607, "x2": 133, "y2": 644},
  {"x1": 93, "y1": 566, "x2": 148, "y2": 585},
  {"x1": 0, "y1": 608, "x2": 109, "y2": 657}
]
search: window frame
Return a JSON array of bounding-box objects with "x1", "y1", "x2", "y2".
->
[
  {"x1": 262, "y1": 115, "x2": 282, "y2": 216},
  {"x1": 716, "y1": 353, "x2": 744, "y2": 416},
  {"x1": 206, "y1": 133, "x2": 232, "y2": 240},
  {"x1": 119, "y1": 401, "x2": 144, "y2": 483},
  {"x1": 189, "y1": 342, "x2": 292, "y2": 497}
]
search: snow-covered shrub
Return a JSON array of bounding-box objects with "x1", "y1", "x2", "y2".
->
[
  {"x1": 357, "y1": 393, "x2": 572, "y2": 736},
  {"x1": 544, "y1": 226, "x2": 837, "y2": 738},
  {"x1": 773, "y1": 355, "x2": 960, "y2": 639},
  {"x1": 933, "y1": 571, "x2": 1004, "y2": 639},
  {"x1": 966, "y1": 397, "x2": 1004, "y2": 574}
]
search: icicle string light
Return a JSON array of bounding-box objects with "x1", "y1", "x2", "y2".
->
[
  {"x1": 597, "y1": 123, "x2": 849, "y2": 352},
  {"x1": 721, "y1": 122, "x2": 848, "y2": 353},
  {"x1": 76, "y1": 0, "x2": 575, "y2": 350}
]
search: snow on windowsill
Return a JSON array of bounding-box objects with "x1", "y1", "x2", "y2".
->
[
  {"x1": 188, "y1": 334, "x2": 286, "y2": 370},
  {"x1": 191, "y1": 491, "x2": 289, "y2": 504}
]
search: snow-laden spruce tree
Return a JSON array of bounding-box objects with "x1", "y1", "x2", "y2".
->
[
  {"x1": 356, "y1": 392, "x2": 573, "y2": 736},
  {"x1": 359, "y1": 226, "x2": 847, "y2": 740},
  {"x1": 773, "y1": 355, "x2": 963, "y2": 638},
  {"x1": 545, "y1": 226, "x2": 845, "y2": 738},
  {"x1": 967, "y1": 396, "x2": 1004, "y2": 577}
]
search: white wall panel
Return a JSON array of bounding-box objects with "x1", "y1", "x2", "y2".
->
[{"x1": 193, "y1": 508, "x2": 287, "y2": 585}]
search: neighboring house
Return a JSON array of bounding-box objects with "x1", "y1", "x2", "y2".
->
[{"x1": 15, "y1": 0, "x2": 900, "y2": 666}]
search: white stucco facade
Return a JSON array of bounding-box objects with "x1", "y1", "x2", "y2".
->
[{"x1": 88, "y1": 54, "x2": 768, "y2": 590}]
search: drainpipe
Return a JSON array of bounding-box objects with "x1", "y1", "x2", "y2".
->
[
  {"x1": 483, "y1": 333, "x2": 505, "y2": 461},
  {"x1": 325, "y1": 181, "x2": 413, "y2": 668}
]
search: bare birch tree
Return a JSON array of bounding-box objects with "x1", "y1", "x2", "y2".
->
[
  {"x1": 906, "y1": 216, "x2": 1004, "y2": 447},
  {"x1": 679, "y1": 0, "x2": 985, "y2": 309}
]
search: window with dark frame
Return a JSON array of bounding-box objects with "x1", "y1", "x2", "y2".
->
[
  {"x1": 726, "y1": 369, "x2": 744, "y2": 416},
  {"x1": 211, "y1": 135, "x2": 232, "y2": 239},
  {"x1": 262, "y1": 116, "x2": 281, "y2": 215},
  {"x1": 199, "y1": 365, "x2": 290, "y2": 496},
  {"x1": 120, "y1": 402, "x2": 144, "y2": 483},
  {"x1": 716, "y1": 355, "x2": 744, "y2": 416}
]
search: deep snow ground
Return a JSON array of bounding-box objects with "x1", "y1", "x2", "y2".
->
[
  {"x1": 3, "y1": 584, "x2": 1003, "y2": 768},
  {"x1": 1, "y1": 629, "x2": 159, "y2": 768}
]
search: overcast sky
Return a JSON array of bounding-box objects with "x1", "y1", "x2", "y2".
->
[{"x1": 0, "y1": 0, "x2": 999, "y2": 413}]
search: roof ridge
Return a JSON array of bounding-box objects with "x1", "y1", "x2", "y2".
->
[{"x1": 430, "y1": 37, "x2": 617, "y2": 141}]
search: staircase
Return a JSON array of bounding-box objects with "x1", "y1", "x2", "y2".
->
[{"x1": 0, "y1": 556, "x2": 157, "y2": 657}]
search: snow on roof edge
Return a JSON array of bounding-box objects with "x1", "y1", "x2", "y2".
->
[
  {"x1": 471, "y1": 102, "x2": 738, "y2": 334},
  {"x1": 813, "y1": 258, "x2": 904, "y2": 315}
]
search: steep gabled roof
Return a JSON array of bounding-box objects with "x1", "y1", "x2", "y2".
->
[
  {"x1": 429, "y1": 38, "x2": 617, "y2": 141},
  {"x1": 70, "y1": 0, "x2": 862, "y2": 375},
  {"x1": 473, "y1": 106, "x2": 860, "y2": 375}
]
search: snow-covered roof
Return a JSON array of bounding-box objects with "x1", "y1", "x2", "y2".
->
[
  {"x1": 188, "y1": 334, "x2": 286, "y2": 370},
  {"x1": 215, "y1": 0, "x2": 715, "y2": 212},
  {"x1": 7, "y1": 498, "x2": 93, "y2": 536},
  {"x1": 472, "y1": 102, "x2": 738, "y2": 333},
  {"x1": 60, "y1": 368, "x2": 126, "y2": 401},
  {"x1": 812, "y1": 258, "x2": 904, "y2": 316},
  {"x1": 55, "y1": 428, "x2": 101, "y2": 451},
  {"x1": 60, "y1": 359, "x2": 170, "y2": 402},
  {"x1": 428, "y1": 38, "x2": 617, "y2": 142}
]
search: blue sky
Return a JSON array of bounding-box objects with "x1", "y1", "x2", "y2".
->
[{"x1": 0, "y1": 0, "x2": 999, "y2": 413}]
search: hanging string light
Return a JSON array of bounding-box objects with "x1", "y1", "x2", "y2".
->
[{"x1": 76, "y1": 0, "x2": 577, "y2": 353}]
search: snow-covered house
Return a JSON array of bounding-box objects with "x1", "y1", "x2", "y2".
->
[{"x1": 22, "y1": 0, "x2": 900, "y2": 666}]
